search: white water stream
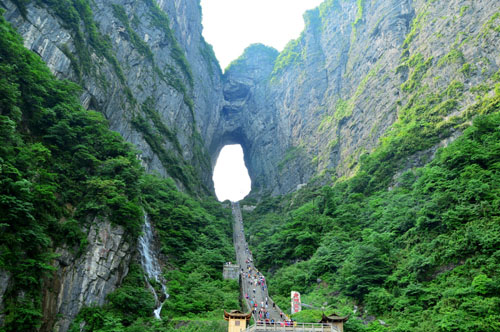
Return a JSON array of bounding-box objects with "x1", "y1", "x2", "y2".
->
[{"x1": 138, "y1": 213, "x2": 169, "y2": 319}]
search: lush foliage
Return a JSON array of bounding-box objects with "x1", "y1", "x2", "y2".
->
[
  {"x1": 242, "y1": 95, "x2": 500, "y2": 331},
  {"x1": 0, "y1": 13, "x2": 236, "y2": 332},
  {"x1": 0, "y1": 12, "x2": 144, "y2": 331}
]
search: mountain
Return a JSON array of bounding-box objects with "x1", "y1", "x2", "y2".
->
[
  {"x1": 221, "y1": 0, "x2": 500, "y2": 195},
  {"x1": 0, "y1": 0, "x2": 499, "y2": 331}
]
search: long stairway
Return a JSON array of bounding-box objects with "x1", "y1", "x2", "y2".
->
[{"x1": 232, "y1": 202, "x2": 284, "y2": 323}]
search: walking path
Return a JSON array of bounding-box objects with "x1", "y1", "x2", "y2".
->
[{"x1": 232, "y1": 202, "x2": 286, "y2": 323}]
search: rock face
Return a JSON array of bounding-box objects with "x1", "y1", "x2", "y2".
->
[
  {"x1": 0, "y1": 270, "x2": 9, "y2": 326},
  {"x1": 220, "y1": 0, "x2": 500, "y2": 195},
  {"x1": 1, "y1": 1, "x2": 224, "y2": 330},
  {"x1": 1, "y1": 0, "x2": 224, "y2": 193},
  {"x1": 4, "y1": 0, "x2": 499, "y2": 195},
  {"x1": 41, "y1": 219, "x2": 132, "y2": 332}
]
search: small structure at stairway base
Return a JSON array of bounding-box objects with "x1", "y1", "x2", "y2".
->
[
  {"x1": 318, "y1": 313, "x2": 349, "y2": 332},
  {"x1": 224, "y1": 310, "x2": 252, "y2": 332}
]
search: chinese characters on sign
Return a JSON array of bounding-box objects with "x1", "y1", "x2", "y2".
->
[{"x1": 291, "y1": 291, "x2": 301, "y2": 314}]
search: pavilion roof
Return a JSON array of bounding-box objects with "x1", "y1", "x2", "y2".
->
[
  {"x1": 318, "y1": 313, "x2": 349, "y2": 323},
  {"x1": 224, "y1": 310, "x2": 252, "y2": 321}
]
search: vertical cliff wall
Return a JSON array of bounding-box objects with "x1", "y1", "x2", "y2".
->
[
  {"x1": 220, "y1": 0, "x2": 500, "y2": 196},
  {"x1": 0, "y1": 1, "x2": 224, "y2": 330},
  {"x1": 1, "y1": 0, "x2": 224, "y2": 193}
]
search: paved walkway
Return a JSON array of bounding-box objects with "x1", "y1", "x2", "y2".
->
[{"x1": 232, "y1": 202, "x2": 286, "y2": 323}]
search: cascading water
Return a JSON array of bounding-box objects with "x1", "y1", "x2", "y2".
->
[{"x1": 138, "y1": 213, "x2": 169, "y2": 319}]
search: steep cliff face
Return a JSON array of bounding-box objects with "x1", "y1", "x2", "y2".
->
[
  {"x1": 1, "y1": 0, "x2": 224, "y2": 192},
  {"x1": 0, "y1": 1, "x2": 223, "y2": 330},
  {"x1": 41, "y1": 219, "x2": 131, "y2": 332},
  {"x1": 222, "y1": 0, "x2": 500, "y2": 195}
]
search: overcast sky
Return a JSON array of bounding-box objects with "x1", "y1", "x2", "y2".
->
[{"x1": 202, "y1": 0, "x2": 324, "y2": 201}]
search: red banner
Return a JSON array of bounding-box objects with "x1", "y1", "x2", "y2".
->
[{"x1": 291, "y1": 291, "x2": 301, "y2": 314}]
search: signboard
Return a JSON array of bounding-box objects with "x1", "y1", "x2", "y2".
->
[{"x1": 291, "y1": 291, "x2": 301, "y2": 314}]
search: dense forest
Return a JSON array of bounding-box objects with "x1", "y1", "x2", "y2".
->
[
  {"x1": 242, "y1": 92, "x2": 500, "y2": 331},
  {"x1": 0, "y1": 13, "x2": 237, "y2": 332}
]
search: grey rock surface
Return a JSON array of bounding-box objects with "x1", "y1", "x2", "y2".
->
[
  {"x1": 41, "y1": 219, "x2": 131, "y2": 332},
  {"x1": 220, "y1": 0, "x2": 500, "y2": 195},
  {"x1": 0, "y1": 270, "x2": 10, "y2": 326},
  {"x1": 2, "y1": 0, "x2": 224, "y2": 193}
]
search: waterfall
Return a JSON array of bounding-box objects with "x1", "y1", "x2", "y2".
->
[{"x1": 138, "y1": 213, "x2": 169, "y2": 319}]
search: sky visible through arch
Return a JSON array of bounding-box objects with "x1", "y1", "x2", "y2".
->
[
  {"x1": 213, "y1": 145, "x2": 251, "y2": 202},
  {"x1": 202, "y1": 0, "x2": 323, "y2": 201}
]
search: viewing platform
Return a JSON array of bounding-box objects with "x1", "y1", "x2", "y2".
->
[{"x1": 243, "y1": 322, "x2": 340, "y2": 332}]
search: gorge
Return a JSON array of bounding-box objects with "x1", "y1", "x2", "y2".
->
[{"x1": 0, "y1": 0, "x2": 499, "y2": 331}]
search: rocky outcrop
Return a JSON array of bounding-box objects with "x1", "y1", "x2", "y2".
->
[
  {"x1": 40, "y1": 219, "x2": 132, "y2": 332},
  {"x1": 220, "y1": 0, "x2": 500, "y2": 195},
  {"x1": 1, "y1": 0, "x2": 224, "y2": 192},
  {"x1": 0, "y1": 270, "x2": 10, "y2": 326}
]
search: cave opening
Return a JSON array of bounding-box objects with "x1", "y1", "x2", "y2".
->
[{"x1": 212, "y1": 144, "x2": 251, "y2": 202}]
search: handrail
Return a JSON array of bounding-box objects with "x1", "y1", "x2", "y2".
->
[{"x1": 244, "y1": 322, "x2": 340, "y2": 332}]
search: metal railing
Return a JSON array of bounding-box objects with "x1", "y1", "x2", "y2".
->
[{"x1": 244, "y1": 322, "x2": 340, "y2": 332}]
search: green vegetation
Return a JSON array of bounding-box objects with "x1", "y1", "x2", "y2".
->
[
  {"x1": 112, "y1": 4, "x2": 154, "y2": 60},
  {"x1": 29, "y1": 0, "x2": 128, "y2": 88},
  {"x1": 241, "y1": 6, "x2": 500, "y2": 327},
  {"x1": 459, "y1": 5, "x2": 469, "y2": 17},
  {"x1": 437, "y1": 49, "x2": 464, "y2": 68},
  {"x1": 199, "y1": 36, "x2": 221, "y2": 78},
  {"x1": 130, "y1": 113, "x2": 202, "y2": 193},
  {"x1": 142, "y1": 0, "x2": 194, "y2": 87},
  {"x1": 278, "y1": 146, "x2": 305, "y2": 171},
  {"x1": 0, "y1": 13, "x2": 142, "y2": 330},
  {"x1": 271, "y1": 38, "x2": 303, "y2": 77},
  {"x1": 0, "y1": 13, "x2": 235, "y2": 332},
  {"x1": 460, "y1": 63, "x2": 474, "y2": 78},
  {"x1": 334, "y1": 98, "x2": 349, "y2": 120},
  {"x1": 226, "y1": 43, "x2": 279, "y2": 74},
  {"x1": 402, "y1": 11, "x2": 429, "y2": 52},
  {"x1": 319, "y1": 63, "x2": 380, "y2": 131},
  {"x1": 354, "y1": 0, "x2": 365, "y2": 26},
  {"x1": 242, "y1": 94, "x2": 500, "y2": 331},
  {"x1": 401, "y1": 53, "x2": 433, "y2": 92},
  {"x1": 69, "y1": 176, "x2": 238, "y2": 331}
]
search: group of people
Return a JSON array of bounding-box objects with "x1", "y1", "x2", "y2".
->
[
  {"x1": 256, "y1": 319, "x2": 296, "y2": 327},
  {"x1": 233, "y1": 205, "x2": 291, "y2": 325}
]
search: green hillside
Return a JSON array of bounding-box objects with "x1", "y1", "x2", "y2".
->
[
  {"x1": 241, "y1": 93, "x2": 500, "y2": 331},
  {"x1": 0, "y1": 13, "x2": 236, "y2": 332}
]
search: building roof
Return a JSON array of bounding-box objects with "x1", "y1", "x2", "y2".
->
[
  {"x1": 318, "y1": 313, "x2": 349, "y2": 323},
  {"x1": 224, "y1": 310, "x2": 252, "y2": 321}
]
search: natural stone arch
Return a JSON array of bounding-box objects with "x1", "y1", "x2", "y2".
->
[{"x1": 209, "y1": 127, "x2": 254, "y2": 184}]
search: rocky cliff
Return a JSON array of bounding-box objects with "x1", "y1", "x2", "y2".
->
[
  {"x1": 1, "y1": 0, "x2": 224, "y2": 193},
  {"x1": 5, "y1": 0, "x2": 499, "y2": 196},
  {"x1": 41, "y1": 219, "x2": 131, "y2": 332},
  {"x1": 221, "y1": 0, "x2": 500, "y2": 195},
  {"x1": 0, "y1": 0, "x2": 224, "y2": 330}
]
